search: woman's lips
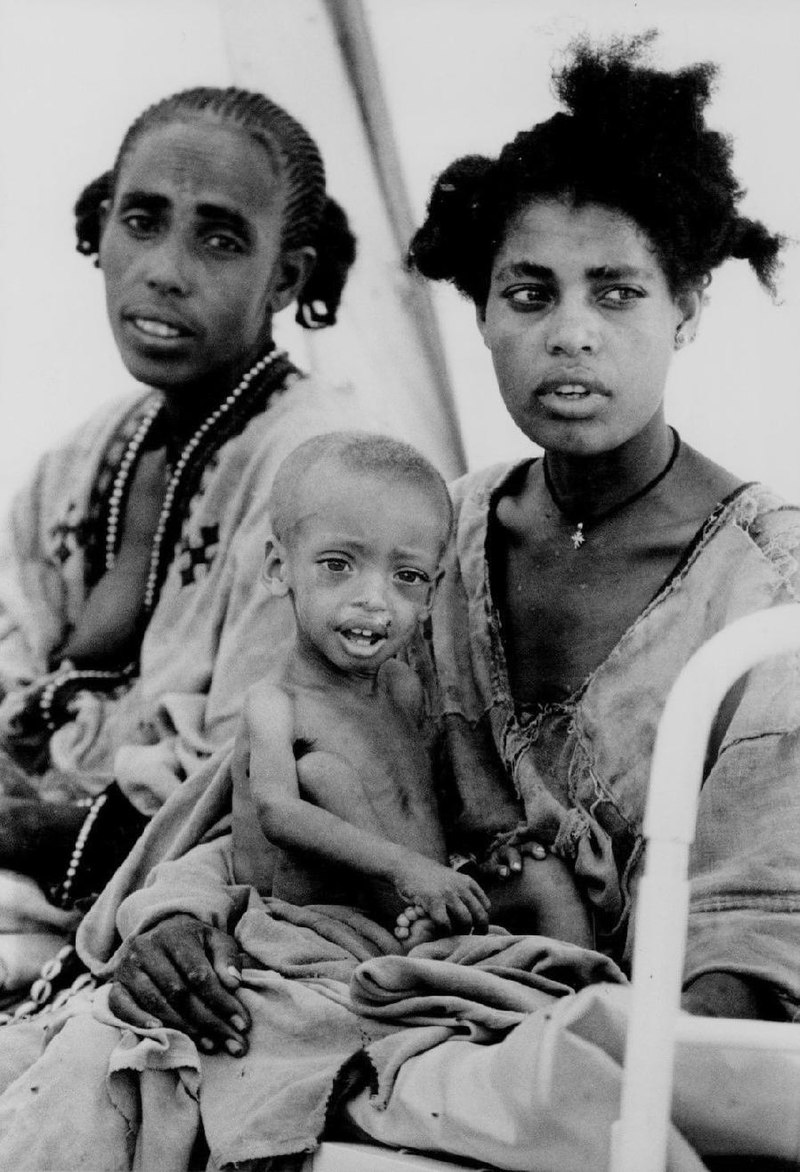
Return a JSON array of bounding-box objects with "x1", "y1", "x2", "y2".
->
[
  {"x1": 124, "y1": 312, "x2": 194, "y2": 341},
  {"x1": 535, "y1": 376, "x2": 610, "y2": 414},
  {"x1": 535, "y1": 375, "x2": 610, "y2": 398}
]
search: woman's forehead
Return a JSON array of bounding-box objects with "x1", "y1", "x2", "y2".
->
[
  {"x1": 494, "y1": 198, "x2": 661, "y2": 279},
  {"x1": 114, "y1": 117, "x2": 285, "y2": 217}
]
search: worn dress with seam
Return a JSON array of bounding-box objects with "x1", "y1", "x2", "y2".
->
[{"x1": 435, "y1": 461, "x2": 800, "y2": 1015}]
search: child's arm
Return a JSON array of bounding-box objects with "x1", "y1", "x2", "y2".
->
[{"x1": 244, "y1": 685, "x2": 490, "y2": 935}]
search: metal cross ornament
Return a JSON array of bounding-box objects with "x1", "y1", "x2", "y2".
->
[{"x1": 571, "y1": 524, "x2": 586, "y2": 549}]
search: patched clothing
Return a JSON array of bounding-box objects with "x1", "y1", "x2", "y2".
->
[{"x1": 434, "y1": 462, "x2": 800, "y2": 1013}]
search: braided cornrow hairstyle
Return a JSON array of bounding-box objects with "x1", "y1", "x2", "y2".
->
[
  {"x1": 74, "y1": 87, "x2": 355, "y2": 328},
  {"x1": 409, "y1": 33, "x2": 784, "y2": 306}
]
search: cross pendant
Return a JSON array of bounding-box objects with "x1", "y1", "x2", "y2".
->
[{"x1": 571, "y1": 525, "x2": 585, "y2": 549}]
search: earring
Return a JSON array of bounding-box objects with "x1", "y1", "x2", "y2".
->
[{"x1": 674, "y1": 328, "x2": 686, "y2": 349}]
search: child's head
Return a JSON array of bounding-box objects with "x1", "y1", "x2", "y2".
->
[
  {"x1": 264, "y1": 432, "x2": 453, "y2": 673},
  {"x1": 74, "y1": 87, "x2": 356, "y2": 396}
]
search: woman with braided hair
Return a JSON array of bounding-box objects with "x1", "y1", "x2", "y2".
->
[{"x1": 0, "y1": 85, "x2": 362, "y2": 1000}]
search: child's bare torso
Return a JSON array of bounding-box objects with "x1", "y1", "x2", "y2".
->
[{"x1": 232, "y1": 656, "x2": 447, "y2": 903}]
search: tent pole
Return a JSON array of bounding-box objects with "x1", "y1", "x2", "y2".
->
[{"x1": 322, "y1": 0, "x2": 467, "y2": 474}]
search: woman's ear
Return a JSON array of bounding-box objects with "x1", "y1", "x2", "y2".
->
[
  {"x1": 269, "y1": 246, "x2": 317, "y2": 315},
  {"x1": 673, "y1": 287, "x2": 704, "y2": 348},
  {"x1": 262, "y1": 536, "x2": 291, "y2": 596}
]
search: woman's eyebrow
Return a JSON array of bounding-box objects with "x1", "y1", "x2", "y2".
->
[
  {"x1": 587, "y1": 264, "x2": 653, "y2": 281},
  {"x1": 117, "y1": 191, "x2": 168, "y2": 213},
  {"x1": 195, "y1": 204, "x2": 253, "y2": 237},
  {"x1": 494, "y1": 261, "x2": 553, "y2": 281}
]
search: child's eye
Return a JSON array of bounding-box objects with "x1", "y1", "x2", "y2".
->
[
  {"x1": 395, "y1": 568, "x2": 430, "y2": 586},
  {"x1": 320, "y1": 557, "x2": 350, "y2": 573}
]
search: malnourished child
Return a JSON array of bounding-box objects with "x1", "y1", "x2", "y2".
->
[{"x1": 232, "y1": 431, "x2": 592, "y2": 948}]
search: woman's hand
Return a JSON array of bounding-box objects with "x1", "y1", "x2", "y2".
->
[
  {"x1": 0, "y1": 796, "x2": 85, "y2": 886},
  {"x1": 395, "y1": 858, "x2": 491, "y2": 935},
  {"x1": 107, "y1": 914, "x2": 251, "y2": 1054}
]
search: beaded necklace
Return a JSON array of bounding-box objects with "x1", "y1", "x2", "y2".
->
[
  {"x1": 105, "y1": 347, "x2": 283, "y2": 611},
  {"x1": 40, "y1": 348, "x2": 287, "y2": 733}
]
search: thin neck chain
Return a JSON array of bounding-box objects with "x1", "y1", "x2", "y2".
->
[
  {"x1": 542, "y1": 428, "x2": 681, "y2": 549},
  {"x1": 105, "y1": 347, "x2": 285, "y2": 609}
]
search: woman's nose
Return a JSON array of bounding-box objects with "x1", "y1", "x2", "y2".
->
[
  {"x1": 143, "y1": 236, "x2": 191, "y2": 297},
  {"x1": 544, "y1": 299, "x2": 598, "y2": 356}
]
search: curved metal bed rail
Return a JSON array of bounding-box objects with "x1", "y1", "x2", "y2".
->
[{"x1": 611, "y1": 604, "x2": 800, "y2": 1172}]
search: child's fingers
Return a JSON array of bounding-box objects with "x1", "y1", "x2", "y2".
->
[
  {"x1": 489, "y1": 845, "x2": 523, "y2": 876},
  {"x1": 520, "y1": 841, "x2": 548, "y2": 860}
]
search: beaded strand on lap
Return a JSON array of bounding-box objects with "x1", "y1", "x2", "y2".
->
[{"x1": 53, "y1": 793, "x2": 107, "y2": 909}]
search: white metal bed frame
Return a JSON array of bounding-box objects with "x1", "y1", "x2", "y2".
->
[{"x1": 304, "y1": 605, "x2": 800, "y2": 1172}]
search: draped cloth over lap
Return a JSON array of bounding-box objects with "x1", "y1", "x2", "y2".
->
[{"x1": 0, "y1": 890, "x2": 627, "y2": 1170}]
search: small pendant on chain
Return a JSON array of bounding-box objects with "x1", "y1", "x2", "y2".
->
[{"x1": 571, "y1": 524, "x2": 585, "y2": 549}]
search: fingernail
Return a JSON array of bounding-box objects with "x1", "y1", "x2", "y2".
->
[
  {"x1": 198, "y1": 1037, "x2": 215, "y2": 1052},
  {"x1": 499, "y1": 866, "x2": 508, "y2": 877},
  {"x1": 145, "y1": 1018, "x2": 161, "y2": 1030},
  {"x1": 225, "y1": 1038, "x2": 244, "y2": 1056},
  {"x1": 226, "y1": 965, "x2": 242, "y2": 982},
  {"x1": 229, "y1": 1014, "x2": 246, "y2": 1031},
  {"x1": 512, "y1": 861, "x2": 522, "y2": 871}
]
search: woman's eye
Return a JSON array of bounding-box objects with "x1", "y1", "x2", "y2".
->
[
  {"x1": 121, "y1": 212, "x2": 157, "y2": 236},
  {"x1": 503, "y1": 286, "x2": 551, "y2": 309},
  {"x1": 395, "y1": 568, "x2": 429, "y2": 586},
  {"x1": 600, "y1": 286, "x2": 644, "y2": 306},
  {"x1": 205, "y1": 232, "x2": 244, "y2": 254}
]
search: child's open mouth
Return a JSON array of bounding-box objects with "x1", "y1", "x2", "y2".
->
[{"x1": 339, "y1": 626, "x2": 388, "y2": 655}]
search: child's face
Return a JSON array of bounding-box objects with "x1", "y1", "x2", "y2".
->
[{"x1": 267, "y1": 468, "x2": 448, "y2": 675}]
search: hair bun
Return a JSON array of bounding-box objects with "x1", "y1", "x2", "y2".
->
[
  {"x1": 74, "y1": 171, "x2": 113, "y2": 261},
  {"x1": 407, "y1": 155, "x2": 494, "y2": 290}
]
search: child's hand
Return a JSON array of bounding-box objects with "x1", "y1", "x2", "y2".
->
[
  {"x1": 394, "y1": 858, "x2": 490, "y2": 935},
  {"x1": 481, "y1": 840, "x2": 548, "y2": 880}
]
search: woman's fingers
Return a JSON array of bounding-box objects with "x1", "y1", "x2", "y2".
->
[
  {"x1": 112, "y1": 916, "x2": 249, "y2": 1050},
  {"x1": 108, "y1": 969, "x2": 193, "y2": 1034},
  {"x1": 169, "y1": 931, "x2": 250, "y2": 1040},
  {"x1": 107, "y1": 981, "x2": 165, "y2": 1031}
]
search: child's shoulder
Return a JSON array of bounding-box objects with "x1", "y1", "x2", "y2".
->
[{"x1": 243, "y1": 675, "x2": 295, "y2": 727}]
